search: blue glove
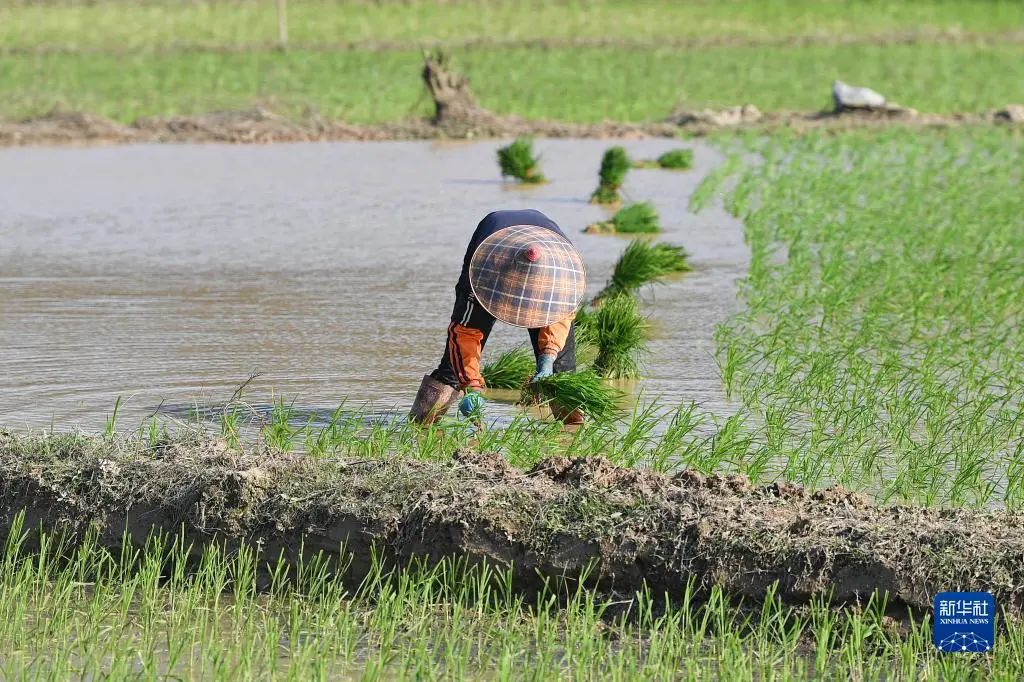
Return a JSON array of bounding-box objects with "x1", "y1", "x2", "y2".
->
[
  {"x1": 531, "y1": 354, "x2": 555, "y2": 383},
  {"x1": 458, "y1": 389, "x2": 485, "y2": 418}
]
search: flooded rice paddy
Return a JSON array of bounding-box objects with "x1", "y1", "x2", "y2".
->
[{"x1": 0, "y1": 139, "x2": 747, "y2": 430}]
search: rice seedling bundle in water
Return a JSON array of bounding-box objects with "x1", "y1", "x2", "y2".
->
[
  {"x1": 598, "y1": 240, "x2": 690, "y2": 299},
  {"x1": 656, "y1": 149, "x2": 694, "y2": 169},
  {"x1": 632, "y1": 148, "x2": 693, "y2": 170},
  {"x1": 589, "y1": 294, "x2": 649, "y2": 380},
  {"x1": 482, "y1": 347, "x2": 535, "y2": 389},
  {"x1": 572, "y1": 306, "x2": 597, "y2": 355},
  {"x1": 497, "y1": 137, "x2": 545, "y2": 183},
  {"x1": 525, "y1": 370, "x2": 624, "y2": 421},
  {"x1": 612, "y1": 202, "x2": 660, "y2": 233},
  {"x1": 585, "y1": 201, "x2": 660, "y2": 235},
  {"x1": 590, "y1": 146, "x2": 630, "y2": 204}
]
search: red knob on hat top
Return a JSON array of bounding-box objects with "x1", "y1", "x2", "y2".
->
[{"x1": 524, "y1": 245, "x2": 541, "y2": 262}]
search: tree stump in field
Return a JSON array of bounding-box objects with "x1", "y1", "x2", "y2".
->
[{"x1": 421, "y1": 51, "x2": 498, "y2": 136}]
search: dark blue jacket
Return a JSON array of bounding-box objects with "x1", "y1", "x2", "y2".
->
[{"x1": 456, "y1": 209, "x2": 567, "y2": 296}]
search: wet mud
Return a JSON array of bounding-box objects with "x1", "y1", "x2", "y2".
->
[
  {"x1": 0, "y1": 104, "x2": 1020, "y2": 148},
  {"x1": 3, "y1": 431, "x2": 1022, "y2": 612}
]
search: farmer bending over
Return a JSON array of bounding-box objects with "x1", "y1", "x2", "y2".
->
[{"x1": 409, "y1": 209, "x2": 586, "y2": 425}]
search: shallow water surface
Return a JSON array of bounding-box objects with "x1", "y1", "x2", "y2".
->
[{"x1": 0, "y1": 139, "x2": 747, "y2": 430}]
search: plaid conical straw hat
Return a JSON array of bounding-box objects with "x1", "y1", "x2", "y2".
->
[{"x1": 468, "y1": 225, "x2": 587, "y2": 328}]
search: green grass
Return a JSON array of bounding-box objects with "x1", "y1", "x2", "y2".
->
[
  {"x1": 4, "y1": 515, "x2": 1022, "y2": 680},
  {"x1": 712, "y1": 127, "x2": 1024, "y2": 508},
  {"x1": 1, "y1": 1, "x2": 1023, "y2": 124},
  {"x1": 482, "y1": 347, "x2": 535, "y2": 389},
  {"x1": 3, "y1": 43, "x2": 1024, "y2": 123},
  {"x1": 2, "y1": 1, "x2": 1021, "y2": 52},
  {"x1": 497, "y1": 136, "x2": 545, "y2": 183},
  {"x1": 590, "y1": 145, "x2": 630, "y2": 205}
]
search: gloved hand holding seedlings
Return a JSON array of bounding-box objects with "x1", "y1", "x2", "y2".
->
[
  {"x1": 408, "y1": 209, "x2": 587, "y2": 425},
  {"x1": 531, "y1": 354, "x2": 555, "y2": 383},
  {"x1": 458, "y1": 388, "x2": 485, "y2": 419}
]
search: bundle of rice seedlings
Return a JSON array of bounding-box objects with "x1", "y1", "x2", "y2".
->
[
  {"x1": 497, "y1": 137, "x2": 545, "y2": 184},
  {"x1": 481, "y1": 347, "x2": 535, "y2": 389},
  {"x1": 589, "y1": 146, "x2": 630, "y2": 204},
  {"x1": 656, "y1": 148, "x2": 694, "y2": 170},
  {"x1": 585, "y1": 202, "x2": 660, "y2": 235},
  {"x1": 524, "y1": 370, "x2": 624, "y2": 422},
  {"x1": 612, "y1": 202, "x2": 660, "y2": 233},
  {"x1": 597, "y1": 240, "x2": 690, "y2": 300},
  {"x1": 632, "y1": 148, "x2": 694, "y2": 170},
  {"x1": 589, "y1": 294, "x2": 649, "y2": 380},
  {"x1": 571, "y1": 307, "x2": 598, "y2": 365}
]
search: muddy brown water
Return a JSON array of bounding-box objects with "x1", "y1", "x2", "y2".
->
[{"x1": 0, "y1": 139, "x2": 747, "y2": 431}]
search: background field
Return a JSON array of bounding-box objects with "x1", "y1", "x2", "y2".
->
[{"x1": 2, "y1": 0, "x2": 1023, "y2": 123}]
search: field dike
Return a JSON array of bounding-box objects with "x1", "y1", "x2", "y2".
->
[
  {"x1": 2, "y1": 431, "x2": 1022, "y2": 613},
  {"x1": 2, "y1": 104, "x2": 1022, "y2": 147}
]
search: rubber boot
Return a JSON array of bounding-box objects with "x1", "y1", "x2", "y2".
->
[
  {"x1": 550, "y1": 403, "x2": 585, "y2": 426},
  {"x1": 409, "y1": 375, "x2": 459, "y2": 425}
]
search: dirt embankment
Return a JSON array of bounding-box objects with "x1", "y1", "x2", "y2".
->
[
  {"x1": 1, "y1": 53, "x2": 1022, "y2": 146},
  {"x1": 2, "y1": 104, "x2": 1021, "y2": 148},
  {"x1": 1, "y1": 430, "x2": 1022, "y2": 612}
]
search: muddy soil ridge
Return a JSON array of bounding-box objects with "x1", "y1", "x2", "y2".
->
[
  {"x1": 1, "y1": 430, "x2": 1022, "y2": 612},
  {"x1": 1, "y1": 54, "x2": 1022, "y2": 146},
  {"x1": 3, "y1": 102, "x2": 1021, "y2": 148}
]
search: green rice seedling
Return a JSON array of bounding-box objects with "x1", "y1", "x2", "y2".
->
[
  {"x1": 656, "y1": 148, "x2": 694, "y2": 169},
  {"x1": 589, "y1": 294, "x2": 650, "y2": 380},
  {"x1": 589, "y1": 145, "x2": 630, "y2": 204},
  {"x1": 262, "y1": 396, "x2": 306, "y2": 451},
  {"x1": 497, "y1": 137, "x2": 545, "y2": 184},
  {"x1": 103, "y1": 396, "x2": 123, "y2": 440},
  {"x1": 710, "y1": 128, "x2": 1024, "y2": 506},
  {"x1": 4, "y1": 519, "x2": 1023, "y2": 679},
  {"x1": 585, "y1": 201, "x2": 661, "y2": 235},
  {"x1": 219, "y1": 406, "x2": 242, "y2": 449},
  {"x1": 597, "y1": 240, "x2": 690, "y2": 300},
  {"x1": 524, "y1": 370, "x2": 624, "y2": 422},
  {"x1": 481, "y1": 347, "x2": 535, "y2": 389}
]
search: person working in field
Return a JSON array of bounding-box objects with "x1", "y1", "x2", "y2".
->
[{"x1": 409, "y1": 209, "x2": 587, "y2": 425}]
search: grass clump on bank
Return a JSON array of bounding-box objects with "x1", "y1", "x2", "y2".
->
[
  {"x1": 524, "y1": 370, "x2": 624, "y2": 421},
  {"x1": 585, "y1": 202, "x2": 661, "y2": 235},
  {"x1": 590, "y1": 145, "x2": 630, "y2": 204},
  {"x1": 4, "y1": 425, "x2": 1024, "y2": 678},
  {"x1": 497, "y1": 136, "x2": 545, "y2": 184},
  {"x1": 597, "y1": 240, "x2": 690, "y2": 300},
  {"x1": 482, "y1": 347, "x2": 535, "y2": 389}
]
